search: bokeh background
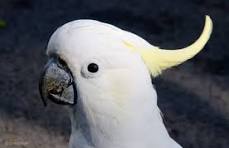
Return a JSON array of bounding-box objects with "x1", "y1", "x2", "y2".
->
[{"x1": 0, "y1": 0, "x2": 229, "y2": 148}]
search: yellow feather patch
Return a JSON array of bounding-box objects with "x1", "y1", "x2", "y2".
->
[{"x1": 123, "y1": 15, "x2": 213, "y2": 77}]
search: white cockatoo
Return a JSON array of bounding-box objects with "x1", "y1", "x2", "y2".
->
[{"x1": 39, "y1": 16, "x2": 213, "y2": 148}]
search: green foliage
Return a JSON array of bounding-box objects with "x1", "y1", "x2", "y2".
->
[{"x1": 0, "y1": 19, "x2": 7, "y2": 29}]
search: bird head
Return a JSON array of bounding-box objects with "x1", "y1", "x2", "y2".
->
[{"x1": 39, "y1": 16, "x2": 212, "y2": 148}]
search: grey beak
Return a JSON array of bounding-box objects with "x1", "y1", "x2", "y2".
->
[{"x1": 39, "y1": 57, "x2": 77, "y2": 106}]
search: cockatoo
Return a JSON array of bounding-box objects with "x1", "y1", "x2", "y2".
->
[{"x1": 39, "y1": 16, "x2": 213, "y2": 148}]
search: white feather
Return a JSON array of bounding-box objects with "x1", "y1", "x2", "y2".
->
[{"x1": 47, "y1": 20, "x2": 182, "y2": 148}]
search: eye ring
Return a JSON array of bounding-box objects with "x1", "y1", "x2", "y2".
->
[
  {"x1": 87, "y1": 63, "x2": 99, "y2": 73},
  {"x1": 81, "y1": 59, "x2": 102, "y2": 79}
]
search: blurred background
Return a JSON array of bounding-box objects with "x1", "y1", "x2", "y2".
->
[{"x1": 0, "y1": 0, "x2": 229, "y2": 148}]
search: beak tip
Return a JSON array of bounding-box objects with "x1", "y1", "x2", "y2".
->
[
  {"x1": 39, "y1": 77, "x2": 47, "y2": 107},
  {"x1": 42, "y1": 100, "x2": 47, "y2": 107},
  {"x1": 39, "y1": 92, "x2": 48, "y2": 107}
]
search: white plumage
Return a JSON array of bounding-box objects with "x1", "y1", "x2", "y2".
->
[{"x1": 45, "y1": 17, "x2": 212, "y2": 148}]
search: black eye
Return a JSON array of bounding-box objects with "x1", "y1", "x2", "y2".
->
[{"x1": 87, "y1": 63, "x2": 99, "y2": 73}]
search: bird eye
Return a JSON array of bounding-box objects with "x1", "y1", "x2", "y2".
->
[
  {"x1": 87, "y1": 63, "x2": 99, "y2": 73},
  {"x1": 81, "y1": 59, "x2": 102, "y2": 79}
]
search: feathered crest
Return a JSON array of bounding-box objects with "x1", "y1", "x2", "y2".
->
[{"x1": 124, "y1": 16, "x2": 213, "y2": 77}]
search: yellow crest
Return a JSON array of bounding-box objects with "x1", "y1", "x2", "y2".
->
[{"x1": 124, "y1": 15, "x2": 213, "y2": 77}]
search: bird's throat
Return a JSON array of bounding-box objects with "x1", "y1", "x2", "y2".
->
[{"x1": 69, "y1": 96, "x2": 175, "y2": 148}]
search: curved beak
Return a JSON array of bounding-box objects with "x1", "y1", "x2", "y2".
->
[{"x1": 39, "y1": 58, "x2": 77, "y2": 106}]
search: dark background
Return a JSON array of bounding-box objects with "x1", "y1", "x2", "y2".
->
[{"x1": 0, "y1": 0, "x2": 229, "y2": 148}]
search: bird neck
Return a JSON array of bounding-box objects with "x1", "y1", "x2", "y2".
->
[{"x1": 69, "y1": 85, "x2": 180, "y2": 148}]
